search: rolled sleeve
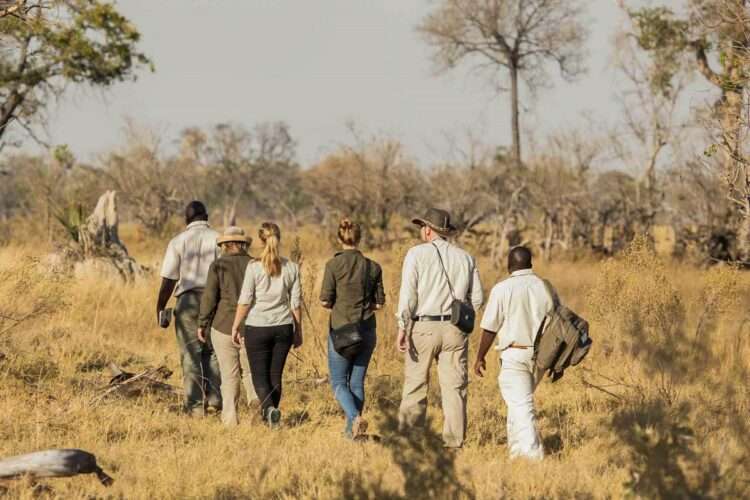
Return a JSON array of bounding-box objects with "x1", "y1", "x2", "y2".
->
[
  {"x1": 479, "y1": 286, "x2": 504, "y2": 333},
  {"x1": 319, "y1": 261, "x2": 336, "y2": 305},
  {"x1": 290, "y1": 264, "x2": 302, "y2": 309},
  {"x1": 469, "y1": 257, "x2": 484, "y2": 310},
  {"x1": 159, "y1": 240, "x2": 180, "y2": 280},
  {"x1": 396, "y1": 250, "x2": 418, "y2": 329},
  {"x1": 238, "y1": 264, "x2": 255, "y2": 306}
]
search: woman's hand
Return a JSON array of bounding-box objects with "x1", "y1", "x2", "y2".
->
[
  {"x1": 293, "y1": 325, "x2": 303, "y2": 349},
  {"x1": 232, "y1": 304, "x2": 251, "y2": 347},
  {"x1": 231, "y1": 326, "x2": 243, "y2": 347},
  {"x1": 197, "y1": 328, "x2": 206, "y2": 344},
  {"x1": 291, "y1": 307, "x2": 303, "y2": 349}
]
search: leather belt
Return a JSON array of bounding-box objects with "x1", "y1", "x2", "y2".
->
[
  {"x1": 413, "y1": 314, "x2": 452, "y2": 322},
  {"x1": 504, "y1": 344, "x2": 532, "y2": 350}
]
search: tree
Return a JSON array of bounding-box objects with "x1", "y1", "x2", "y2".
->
[
  {"x1": 179, "y1": 122, "x2": 304, "y2": 226},
  {"x1": 303, "y1": 133, "x2": 422, "y2": 245},
  {"x1": 611, "y1": 11, "x2": 691, "y2": 230},
  {"x1": 0, "y1": 0, "x2": 151, "y2": 148},
  {"x1": 626, "y1": 1, "x2": 750, "y2": 259},
  {"x1": 418, "y1": 0, "x2": 588, "y2": 169}
]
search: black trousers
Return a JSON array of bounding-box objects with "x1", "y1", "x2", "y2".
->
[{"x1": 244, "y1": 324, "x2": 293, "y2": 415}]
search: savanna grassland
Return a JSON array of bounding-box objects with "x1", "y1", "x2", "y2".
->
[{"x1": 0, "y1": 226, "x2": 749, "y2": 499}]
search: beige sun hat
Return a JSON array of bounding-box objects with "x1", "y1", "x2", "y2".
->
[{"x1": 217, "y1": 226, "x2": 252, "y2": 246}]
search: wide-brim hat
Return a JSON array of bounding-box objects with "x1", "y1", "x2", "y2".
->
[
  {"x1": 412, "y1": 208, "x2": 457, "y2": 235},
  {"x1": 217, "y1": 226, "x2": 252, "y2": 245}
]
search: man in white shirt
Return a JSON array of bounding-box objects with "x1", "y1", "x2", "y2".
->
[
  {"x1": 475, "y1": 246, "x2": 557, "y2": 459},
  {"x1": 156, "y1": 201, "x2": 222, "y2": 416},
  {"x1": 396, "y1": 208, "x2": 483, "y2": 448}
]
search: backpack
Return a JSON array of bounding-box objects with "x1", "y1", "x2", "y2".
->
[{"x1": 532, "y1": 281, "x2": 592, "y2": 383}]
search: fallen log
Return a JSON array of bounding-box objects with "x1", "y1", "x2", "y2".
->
[
  {"x1": 91, "y1": 365, "x2": 180, "y2": 406},
  {"x1": 0, "y1": 449, "x2": 113, "y2": 486}
]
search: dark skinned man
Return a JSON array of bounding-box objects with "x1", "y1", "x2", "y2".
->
[
  {"x1": 475, "y1": 246, "x2": 558, "y2": 460},
  {"x1": 156, "y1": 201, "x2": 222, "y2": 416}
]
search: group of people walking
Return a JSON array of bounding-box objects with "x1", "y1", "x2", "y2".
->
[{"x1": 156, "y1": 202, "x2": 558, "y2": 459}]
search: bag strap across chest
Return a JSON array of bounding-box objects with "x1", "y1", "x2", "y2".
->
[
  {"x1": 359, "y1": 256, "x2": 370, "y2": 322},
  {"x1": 432, "y1": 242, "x2": 457, "y2": 301}
]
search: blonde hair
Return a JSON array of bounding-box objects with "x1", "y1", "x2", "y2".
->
[
  {"x1": 338, "y1": 218, "x2": 361, "y2": 246},
  {"x1": 258, "y1": 222, "x2": 282, "y2": 277}
]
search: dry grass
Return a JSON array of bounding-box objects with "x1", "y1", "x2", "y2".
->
[{"x1": 0, "y1": 229, "x2": 748, "y2": 499}]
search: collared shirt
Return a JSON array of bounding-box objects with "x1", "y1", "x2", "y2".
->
[
  {"x1": 160, "y1": 221, "x2": 219, "y2": 296},
  {"x1": 320, "y1": 249, "x2": 385, "y2": 331},
  {"x1": 238, "y1": 258, "x2": 301, "y2": 327},
  {"x1": 396, "y1": 238, "x2": 484, "y2": 329},
  {"x1": 198, "y1": 253, "x2": 253, "y2": 335},
  {"x1": 480, "y1": 269, "x2": 558, "y2": 354}
]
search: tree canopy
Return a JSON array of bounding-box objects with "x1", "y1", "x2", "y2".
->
[{"x1": 0, "y1": 0, "x2": 152, "y2": 148}]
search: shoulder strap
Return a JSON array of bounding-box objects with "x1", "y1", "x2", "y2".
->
[
  {"x1": 360, "y1": 256, "x2": 370, "y2": 321},
  {"x1": 541, "y1": 278, "x2": 559, "y2": 309},
  {"x1": 431, "y1": 242, "x2": 456, "y2": 301}
]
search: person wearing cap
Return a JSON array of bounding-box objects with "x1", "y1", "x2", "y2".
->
[
  {"x1": 197, "y1": 227, "x2": 259, "y2": 426},
  {"x1": 396, "y1": 208, "x2": 484, "y2": 448},
  {"x1": 156, "y1": 201, "x2": 222, "y2": 416}
]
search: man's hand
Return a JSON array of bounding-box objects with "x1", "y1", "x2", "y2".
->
[
  {"x1": 397, "y1": 328, "x2": 408, "y2": 353},
  {"x1": 197, "y1": 327, "x2": 206, "y2": 344},
  {"x1": 474, "y1": 357, "x2": 486, "y2": 377},
  {"x1": 293, "y1": 330, "x2": 303, "y2": 349}
]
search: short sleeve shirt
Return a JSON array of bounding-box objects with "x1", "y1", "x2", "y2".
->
[
  {"x1": 160, "y1": 221, "x2": 219, "y2": 296},
  {"x1": 480, "y1": 269, "x2": 556, "y2": 352}
]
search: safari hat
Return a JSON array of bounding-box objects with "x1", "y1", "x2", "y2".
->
[
  {"x1": 412, "y1": 208, "x2": 457, "y2": 235},
  {"x1": 217, "y1": 226, "x2": 252, "y2": 246}
]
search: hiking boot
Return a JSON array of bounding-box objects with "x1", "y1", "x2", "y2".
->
[
  {"x1": 265, "y1": 407, "x2": 281, "y2": 429},
  {"x1": 352, "y1": 416, "x2": 368, "y2": 440}
]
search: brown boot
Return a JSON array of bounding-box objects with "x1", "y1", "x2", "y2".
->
[{"x1": 352, "y1": 416, "x2": 368, "y2": 439}]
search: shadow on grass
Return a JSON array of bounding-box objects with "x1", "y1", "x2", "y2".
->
[{"x1": 338, "y1": 378, "x2": 476, "y2": 500}]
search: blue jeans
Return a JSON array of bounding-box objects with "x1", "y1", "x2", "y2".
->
[{"x1": 328, "y1": 327, "x2": 376, "y2": 436}]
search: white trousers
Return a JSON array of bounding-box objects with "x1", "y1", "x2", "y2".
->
[{"x1": 498, "y1": 348, "x2": 544, "y2": 460}]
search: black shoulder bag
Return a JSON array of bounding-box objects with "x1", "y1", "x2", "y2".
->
[
  {"x1": 330, "y1": 258, "x2": 370, "y2": 361},
  {"x1": 432, "y1": 243, "x2": 475, "y2": 334}
]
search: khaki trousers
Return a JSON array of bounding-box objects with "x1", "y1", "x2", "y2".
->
[
  {"x1": 211, "y1": 328, "x2": 257, "y2": 426},
  {"x1": 398, "y1": 321, "x2": 468, "y2": 448}
]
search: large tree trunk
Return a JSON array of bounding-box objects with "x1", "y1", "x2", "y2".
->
[{"x1": 509, "y1": 62, "x2": 522, "y2": 170}]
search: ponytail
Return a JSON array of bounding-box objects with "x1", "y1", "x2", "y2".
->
[
  {"x1": 259, "y1": 222, "x2": 282, "y2": 277},
  {"x1": 337, "y1": 217, "x2": 362, "y2": 246}
]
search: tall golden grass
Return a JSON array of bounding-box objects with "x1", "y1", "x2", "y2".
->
[{"x1": 0, "y1": 229, "x2": 748, "y2": 499}]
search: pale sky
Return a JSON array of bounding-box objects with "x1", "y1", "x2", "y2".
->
[{"x1": 35, "y1": 1, "x2": 649, "y2": 167}]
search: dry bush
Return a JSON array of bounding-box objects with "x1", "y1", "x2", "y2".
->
[
  {"x1": 583, "y1": 237, "x2": 750, "y2": 498},
  {"x1": 0, "y1": 230, "x2": 748, "y2": 499}
]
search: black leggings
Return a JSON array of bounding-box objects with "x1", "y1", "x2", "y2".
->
[{"x1": 244, "y1": 324, "x2": 293, "y2": 415}]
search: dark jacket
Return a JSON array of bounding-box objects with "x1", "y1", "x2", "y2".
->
[
  {"x1": 198, "y1": 253, "x2": 252, "y2": 335},
  {"x1": 320, "y1": 249, "x2": 385, "y2": 331}
]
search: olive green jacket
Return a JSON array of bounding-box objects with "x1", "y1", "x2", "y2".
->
[
  {"x1": 320, "y1": 249, "x2": 385, "y2": 331},
  {"x1": 198, "y1": 253, "x2": 252, "y2": 335}
]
